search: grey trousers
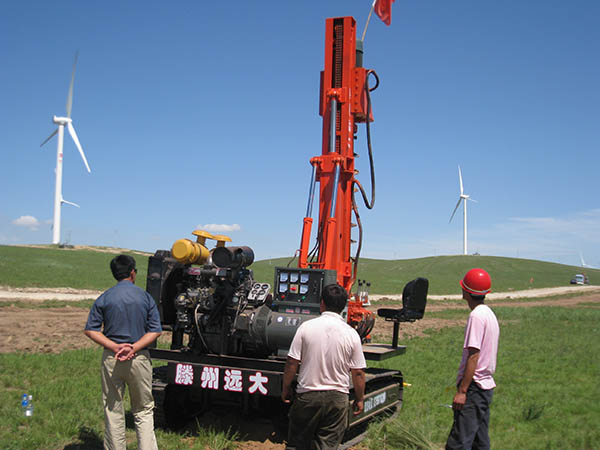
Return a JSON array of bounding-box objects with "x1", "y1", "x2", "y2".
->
[
  {"x1": 286, "y1": 390, "x2": 349, "y2": 450},
  {"x1": 446, "y1": 382, "x2": 494, "y2": 450},
  {"x1": 101, "y1": 349, "x2": 158, "y2": 450}
]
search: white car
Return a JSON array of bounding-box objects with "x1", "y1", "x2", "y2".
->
[{"x1": 570, "y1": 274, "x2": 590, "y2": 285}]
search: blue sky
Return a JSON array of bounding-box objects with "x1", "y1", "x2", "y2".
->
[{"x1": 1, "y1": 1, "x2": 598, "y2": 267}]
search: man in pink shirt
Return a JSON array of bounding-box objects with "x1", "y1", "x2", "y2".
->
[
  {"x1": 446, "y1": 268, "x2": 499, "y2": 450},
  {"x1": 282, "y1": 284, "x2": 366, "y2": 450}
]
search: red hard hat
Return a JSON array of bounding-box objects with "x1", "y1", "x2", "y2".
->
[{"x1": 460, "y1": 268, "x2": 492, "y2": 295}]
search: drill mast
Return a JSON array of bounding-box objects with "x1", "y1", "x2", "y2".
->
[{"x1": 299, "y1": 16, "x2": 373, "y2": 293}]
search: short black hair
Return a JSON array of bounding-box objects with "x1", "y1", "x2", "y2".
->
[
  {"x1": 110, "y1": 254, "x2": 136, "y2": 281},
  {"x1": 321, "y1": 284, "x2": 348, "y2": 314},
  {"x1": 471, "y1": 294, "x2": 486, "y2": 303}
]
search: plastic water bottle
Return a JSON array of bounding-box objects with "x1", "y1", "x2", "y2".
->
[
  {"x1": 22, "y1": 394, "x2": 34, "y2": 417},
  {"x1": 21, "y1": 394, "x2": 28, "y2": 414},
  {"x1": 26, "y1": 395, "x2": 34, "y2": 417}
]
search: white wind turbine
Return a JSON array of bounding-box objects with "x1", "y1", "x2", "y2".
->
[
  {"x1": 449, "y1": 166, "x2": 477, "y2": 255},
  {"x1": 40, "y1": 52, "x2": 91, "y2": 245},
  {"x1": 580, "y1": 252, "x2": 598, "y2": 269}
]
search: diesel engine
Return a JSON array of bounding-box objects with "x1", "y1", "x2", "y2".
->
[{"x1": 146, "y1": 231, "x2": 337, "y2": 359}]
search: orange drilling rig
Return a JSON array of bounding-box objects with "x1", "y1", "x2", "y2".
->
[
  {"x1": 297, "y1": 15, "x2": 378, "y2": 340},
  {"x1": 145, "y1": 16, "x2": 427, "y2": 445}
]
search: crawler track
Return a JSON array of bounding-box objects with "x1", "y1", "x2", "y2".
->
[{"x1": 152, "y1": 364, "x2": 402, "y2": 448}]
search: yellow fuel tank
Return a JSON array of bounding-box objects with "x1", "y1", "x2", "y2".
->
[{"x1": 171, "y1": 238, "x2": 210, "y2": 265}]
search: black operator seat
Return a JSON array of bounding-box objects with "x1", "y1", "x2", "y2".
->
[{"x1": 377, "y1": 277, "x2": 428, "y2": 322}]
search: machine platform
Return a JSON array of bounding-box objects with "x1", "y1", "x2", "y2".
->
[{"x1": 362, "y1": 343, "x2": 407, "y2": 361}]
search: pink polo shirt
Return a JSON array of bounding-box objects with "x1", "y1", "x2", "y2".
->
[
  {"x1": 288, "y1": 311, "x2": 366, "y2": 394},
  {"x1": 456, "y1": 304, "x2": 499, "y2": 390}
]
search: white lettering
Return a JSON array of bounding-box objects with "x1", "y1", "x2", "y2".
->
[
  {"x1": 248, "y1": 371, "x2": 269, "y2": 395},
  {"x1": 223, "y1": 369, "x2": 243, "y2": 392},
  {"x1": 200, "y1": 366, "x2": 220, "y2": 390},
  {"x1": 174, "y1": 364, "x2": 194, "y2": 385},
  {"x1": 363, "y1": 392, "x2": 386, "y2": 413}
]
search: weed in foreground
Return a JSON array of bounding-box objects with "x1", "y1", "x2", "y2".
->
[
  {"x1": 364, "y1": 417, "x2": 436, "y2": 450},
  {"x1": 521, "y1": 403, "x2": 545, "y2": 422},
  {"x1": 192, "y1": 420, "x2": 238, "y2": 450}
]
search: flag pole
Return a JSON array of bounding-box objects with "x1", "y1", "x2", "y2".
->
[{"x1": 361, "y1": 0, "x2": 376, "y2": 42}]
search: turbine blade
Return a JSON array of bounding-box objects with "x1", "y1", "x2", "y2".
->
[
  {"x1": 458, "y1": 166, "x2": 464, "y2": 195},
  {"x1": 62, "y1": 198, "x2": 81, "y2": 208},
  {"x1": 40, "y1": 129, "x2": 58, "y2": 147},
  {"x1": 468, "y1": 197, "x2": 478, "y2": 203},
  {"x1": 66, "y1": 51, "x2": 78, "y2": 118},
  {"x1": 449, "y1": 197, "x2": 462, "y2": 223},
  {"x1": 67, "y1": 121, "x2": 91, "y2": 173}
]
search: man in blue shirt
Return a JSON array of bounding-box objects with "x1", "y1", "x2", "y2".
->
[{"x1": 85, "y1": 254, "x2": 162, "y2": 450}]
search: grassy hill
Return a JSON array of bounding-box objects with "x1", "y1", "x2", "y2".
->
[
  {"x1": 2, "y1": 245, "x2": 597, "y2": 295},
  {"x1": 0, "y1": 245, "x2": 150, "y2": 290},
  {"x1": 251, "y1": 255, "x2": 599, "y2": 295}
]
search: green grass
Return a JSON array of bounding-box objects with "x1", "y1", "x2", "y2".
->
[
  {"x1": 368, "y1": 305, "x2": 600, "y2": 449},
  {"x1": 0, "y1": 245, "x2": 148, "y2": 290},
  {"x1": 252, "y1": 255, "x2": 600, "y2": 295},
  {"x1": 2, "y1": 304, "x2": 598, "y2": 449},
  {"x1": 0, "y1": 348, "x2": 235, "y2": 450},
  {"x1": 0, "y1": 348, "x2": 104, "y2": 450}
]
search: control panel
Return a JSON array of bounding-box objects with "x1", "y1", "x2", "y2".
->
[{"x1": 272, "y1": 267, "x2": 337, "y2": 314}]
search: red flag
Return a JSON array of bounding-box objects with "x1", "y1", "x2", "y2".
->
[{"x1": 374, "y1": 0, "x2": 395, "y2": 26}]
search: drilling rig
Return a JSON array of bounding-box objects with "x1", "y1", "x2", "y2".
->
[{"x1": 146, "y1": 16, "x2": 427, "y2": 445}]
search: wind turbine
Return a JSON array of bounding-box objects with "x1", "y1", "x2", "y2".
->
[
  {"x1": 40, "y1": 51, "x2": 91, "y2": 245},
  {"x1": 449, "y1": 166, "x2": 477, "y2": 255},
  {"x1": 580, "y1": 252, "x2": 598, "y2": 269}
]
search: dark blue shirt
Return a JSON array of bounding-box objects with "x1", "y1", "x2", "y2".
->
[{"x1": 85, "y1": 280, "x2": 162, "y2": 343}]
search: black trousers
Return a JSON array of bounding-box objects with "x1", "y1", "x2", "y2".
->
[
  {"x1": 446, "y1": 382, "x2": 494, "y2": 450},
  {"x1": 286, "y1": 390, "x2": 349, "y2": 450}
]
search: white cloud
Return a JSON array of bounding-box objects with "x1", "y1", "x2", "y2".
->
[
  {"x1": 467, "y1": 208, "x2": 600, "y2": 264},
  {"x1": 12, "y1": 215, "x2": 40, "y2": 231},
  {"x1": 504, "y1": 209, "x2": 600, "y2": 242},
  {"x1": 197, "y1": 223, "x2": 242, "y2": 233}
]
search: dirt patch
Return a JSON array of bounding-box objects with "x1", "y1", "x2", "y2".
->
[
  {"x1": 372, "y1": 316, "x2": 466, "y2": 342},
  {"x1": 0, "y1": 305, "x2": 93, "y2": 353},
  {"x1": 1, "y1": 289, "x2": 599, "y2": 355}
]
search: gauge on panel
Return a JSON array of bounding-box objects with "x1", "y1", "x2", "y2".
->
[
  {"x1": 290, "y1": 273, "x2": 299, "y2": 283},
  {"x1": 279, "y1": 283, "x2": 288, "y2": 293},
  {"x1": 300, "y1": 273, "x2": 309, "y2": 284},
  {"x1": 279, "y1": 272, "x2": 288, "y2": 282},
  {"x1": 299, "y1": 285, "x2": 309, "y2": 295}
]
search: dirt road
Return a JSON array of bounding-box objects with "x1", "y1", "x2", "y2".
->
[{"x1": 370, "y1": 284, "x2": 600, "y2": 302}]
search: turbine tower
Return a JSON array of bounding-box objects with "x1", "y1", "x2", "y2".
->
[
  {"x1": 40, "y1": 52, "x2": 91, "y2": 245},
  {"x1": 580, "y1": 252, "x2": 598, "y2": 269},
  {"x1": 449, "y1": 166, "x2": 477, "y2": 255}
]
